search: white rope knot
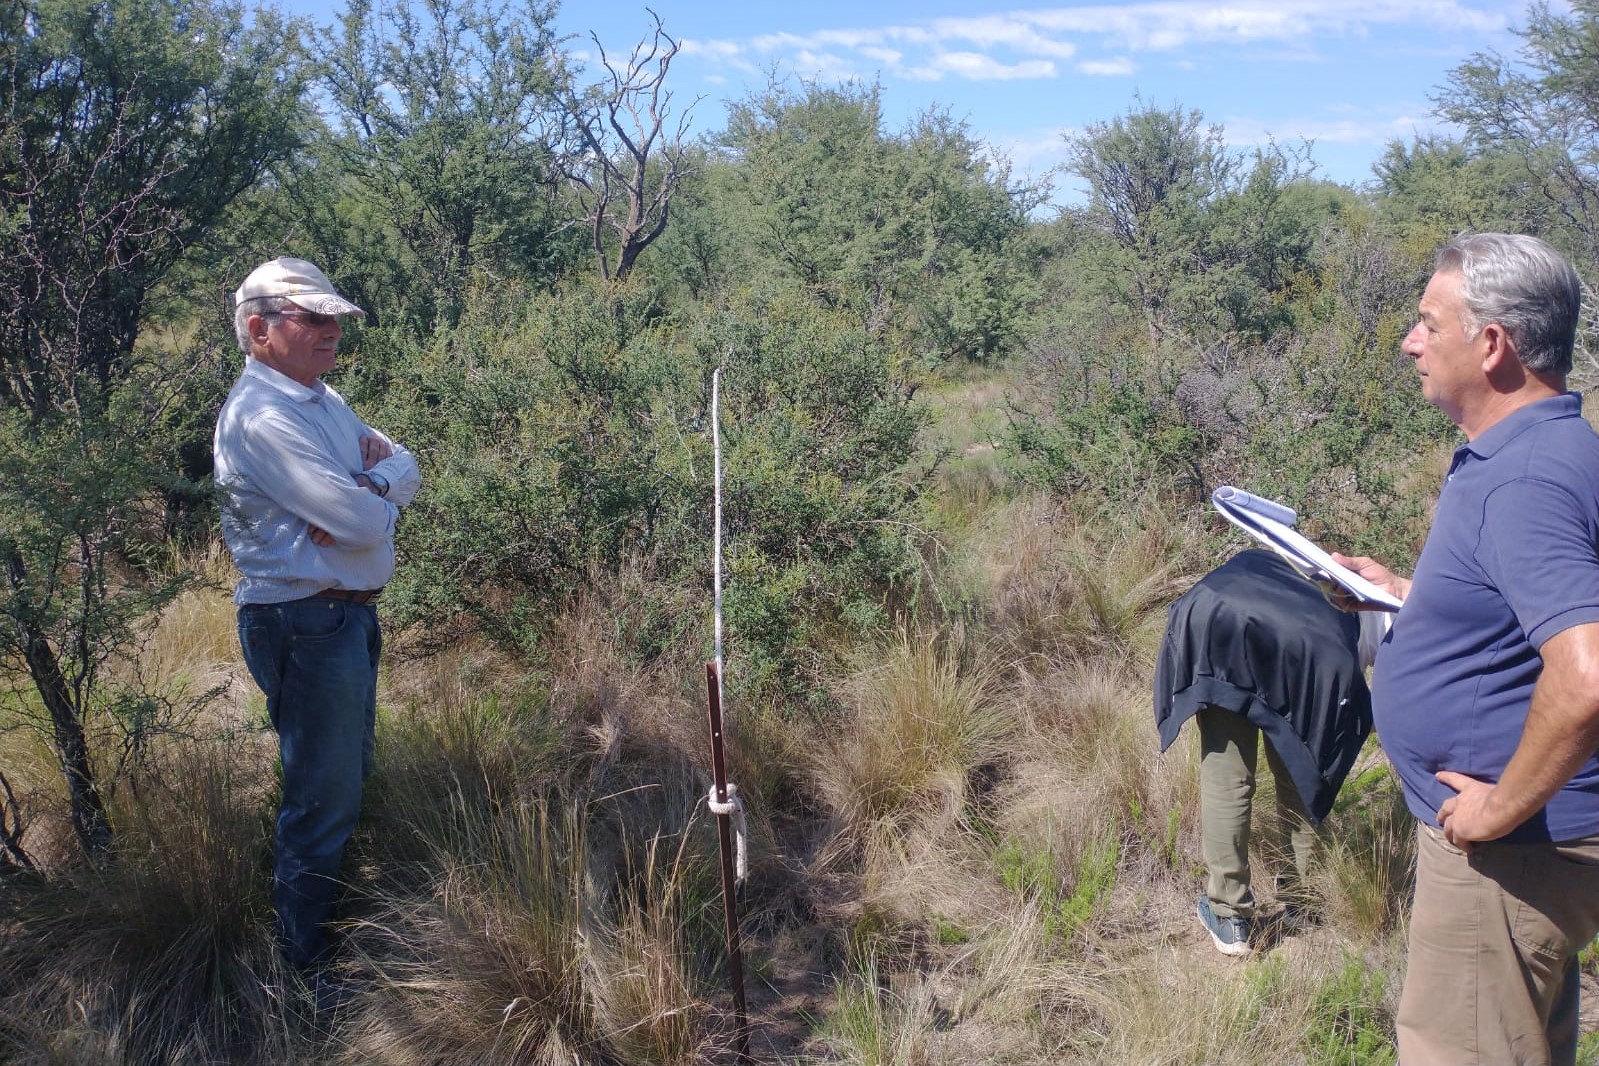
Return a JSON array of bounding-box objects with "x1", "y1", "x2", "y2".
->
[
  {"x1": 707, "y1": 782, "x2": 748, "y2": 883},
  {"x1": 706, "y1": 781, "x2": 739, "y2": 815}
]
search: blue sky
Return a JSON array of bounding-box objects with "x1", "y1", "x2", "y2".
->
[
  {"x1": 554, "y1": 0, "x2": 1531, "y2": 204},
  {"x1": 281, "y1": 0, "x2": 1538, "y2": 205}
]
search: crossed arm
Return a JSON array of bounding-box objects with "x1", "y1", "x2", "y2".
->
[{"x1": 308, "y1": 434, "x2": 396, "y2": 546}]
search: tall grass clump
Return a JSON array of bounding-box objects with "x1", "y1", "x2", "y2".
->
[
  {"x1": 344, "y1": 744, "x2": 723, "y2": 1063},
  {"x1": 340, "y1": 601, "x2": 735, "y2": 1064},
  {"x1": 340, "y1": 798, "x2": 601, "y2": 1063},
  {"x1": 812, "y1": 946, "x2": 943, "y2": 1066},
  {"x1": 975, "y1": 497, "x2": 1204, "y2": 668},
  {"x1": 583, "y1": 836, "x2": 711, "y2": 1065},
  {"x1": 1045, "y1": 950, "x2": 1306, "y2": 1066},
  {"x1": 1004, "y1": 656, "x2": 1196, "y2": 883},
  {"x1": 957, "y1": 494, "x2": 1078, "y2": 658},
  {"x1": 1318, "y1": 761, "x2": 1417, "y2": 940},
  {"x1": 360, "y1": 690, "x2": 569, "y2": 876},
  {"x1": 0, "y1": 739, "x2": 301, "y2": 1065},
  {"x1": 813, "y1": 634, "x2": 1009, "y2": 836}
]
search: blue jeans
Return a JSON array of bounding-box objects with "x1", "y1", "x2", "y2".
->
[{"x1": 238, "y1": 596, "x2": 380, "y2": 970}]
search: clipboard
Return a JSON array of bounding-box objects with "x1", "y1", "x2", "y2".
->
[{"x1": 1212, "y1": 485, "x2": 1403, "y2": 611}]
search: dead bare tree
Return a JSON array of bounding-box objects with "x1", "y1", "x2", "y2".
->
[{"x1": 559, "y1": 11, "x2": 696, "y2": 282}]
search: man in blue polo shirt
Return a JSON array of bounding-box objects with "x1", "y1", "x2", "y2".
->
[{"x1": 1336, "y1": 233, "x2": 1599, "y2": 1065}]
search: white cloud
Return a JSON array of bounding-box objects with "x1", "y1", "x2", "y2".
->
[
  {"x1": 680, "y1": 37, "x2": 763, "y2": 77},
  {"x1": 674, "y1": 2, "x2": 1513, "y2": 100},
  {"x1": 719, "y1": 0, "x2": 1512, "y2": 76},
  {"x1": 1220, "y1": 110, "x2": 1450, "y2": 150},
  {"x1": 1077, "y1": 56, "x2": 1137, "y2": 76},
  {"x1": 791, "y1": 49, "x2": 863, "y2": 82},
  {"x1": 925, "y1": 14, "x2": 1078, "y2": 59},
  {"x1": 753, "y1": 28, "x2": 889, "y2": 52},
  {"x1": 925, "y1": 52, "x2": 1058, "y2": 80},
  {"x1": 681, "y1": 38, "x2": 746, "y2": 61},
  {"x1": 1024, "y1": 1, "x2": 1511, "y2": 52}
]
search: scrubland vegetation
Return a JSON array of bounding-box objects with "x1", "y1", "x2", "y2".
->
[{"x1": 8, "y1": 0, "x2": 1599, "y2": 1062}]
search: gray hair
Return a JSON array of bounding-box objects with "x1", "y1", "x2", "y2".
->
[
  {"x1": 1436, "y1": 233, "x2": 1582, "y2": 376},
  {"x1": 233, "y1": 295, "x2": 294, "y2": 352}
]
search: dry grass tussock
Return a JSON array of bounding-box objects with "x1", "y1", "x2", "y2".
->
[
  {"x1": 335, "y1": 594, "x2": 753, "y2": 1064},
  {"x1": 0, "y1": 574, "x2": 767, "y2": 1064},
  {"x1": 337, "y1": 802, "x2": 714, "y2": 1066},
  {"x1": 1038, "y1": 940, "x2": 1394, "y2": 1066},
  {"x1": 810, "y1": 632, "x2": 1010, "y2": 839},
  {"x1": 970, "y1": 494, "x2": 1207, "y2": 666},
  {"x1": 1314, "y1": 757, "x2": 1417, "y2": 941},
  {"x1": 779, "y1": 490, "x2": 1416, "y2": 1064},
  {"x1": 807, "y1": 946, "x2": 948, "y2": 1066},
  {"x1": 0, "y1": 739, "x2": 305, "y2": 1064},
  {"x1": 1000, "y1": 656, "x2": 1199, "y2": 896}
]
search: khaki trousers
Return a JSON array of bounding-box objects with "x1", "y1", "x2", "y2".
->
[
  {"x1": 1197, "y1": 705, "x2": 1319, "y2": 920},
  {"x1": 1398, "y1": 822, "x2": 1599, "y2": 1066}
]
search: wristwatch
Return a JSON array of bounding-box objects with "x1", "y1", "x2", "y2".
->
[{"x1": 365, "y1": 470, "x2": 390, "y2": 497}]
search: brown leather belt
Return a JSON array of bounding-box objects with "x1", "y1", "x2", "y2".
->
[{"x1": 315, "y1": 588, "x2": 383, "y2": 605}]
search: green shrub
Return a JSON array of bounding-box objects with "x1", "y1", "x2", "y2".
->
[{"x1": 373, "y1": 277, "x2": 929, "y2": 700}]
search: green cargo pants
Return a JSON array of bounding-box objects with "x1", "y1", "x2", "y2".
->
[{"x1": 1197, "y1": 705, "x2": 1319, "y2": 920}]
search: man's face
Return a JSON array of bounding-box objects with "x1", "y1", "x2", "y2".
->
[
  {"x1": 1402, "y1": 270, "x2": 1484, "y2": 428},
  {"x1": 251, "y1": 306, "x2": 343, "y2": 387}
]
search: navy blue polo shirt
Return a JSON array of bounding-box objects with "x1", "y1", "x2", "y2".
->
[{"x1": 1372, "y1": 393, "x2": 1599, "y2": 842}]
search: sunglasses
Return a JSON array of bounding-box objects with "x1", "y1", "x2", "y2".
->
[{"x1": 271, "y1": 309, "x2": 339, "y2": 328}]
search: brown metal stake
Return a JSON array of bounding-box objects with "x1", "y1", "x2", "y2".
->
[{"x1": 706, "y1": 660, "x2": 751, "y2": 1064}]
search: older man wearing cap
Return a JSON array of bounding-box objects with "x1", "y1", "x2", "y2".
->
[{"x1": 214, "y1": 257, "x2": 420, "y2": 972}]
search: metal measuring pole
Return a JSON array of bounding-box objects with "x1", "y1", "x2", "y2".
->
[
  {"x1": 705, "y1": 661, "x2": 750, "y2": 1062},
  {"x1": 706, "y1": 368, "x2": 751, "y2": 1063}
]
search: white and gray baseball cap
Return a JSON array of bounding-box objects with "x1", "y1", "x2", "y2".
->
[{"x1": 235, "y1": 257, "x2": 366, "y2": 317}]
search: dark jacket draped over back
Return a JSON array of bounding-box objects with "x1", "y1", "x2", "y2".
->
[{"x1": 1155, "y1": 550, "x2": 1372, "y2": 823}]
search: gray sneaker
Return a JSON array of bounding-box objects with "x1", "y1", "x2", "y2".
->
[{"x1": 1197, "y1": 895, "x2": 1252, "y2": 956}]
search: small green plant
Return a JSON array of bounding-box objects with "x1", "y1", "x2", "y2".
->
[
  {"x1": 1303, "y1": 954, "x2": 1396, "y2": 1066},
  {"x1": 992, "y1": 829, "x2": 1121, "y2": 944},
  {"x1": 932, "y1": 914, "x2": 969, "y2": 945},
  {"x1": 1162, "y1": 806, "x2": 1184, "y2": 869},
  {"x1": 994, "y1": 835, "x2": 1055, "y2": 899},
  {"x1": 1320, "y1": 766, "x2": 1416, "y2": 939},
  {"x1": 1049, "y1": 832, "x2": 1121, "y2": 942},
  {"x1": 819, "y1": 947, "x2": 937, "y2": 1066},
  {"x1": 1579, "y1": 930, "x2": 1599, "y2": 976},
  {"x1": 1241, "y1": 953, "x2": 1291, "y2": 1032}
]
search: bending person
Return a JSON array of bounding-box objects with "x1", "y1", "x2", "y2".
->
[{"x1": 1156, "y1": 549, "x2": 1382, "y2": 955}]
